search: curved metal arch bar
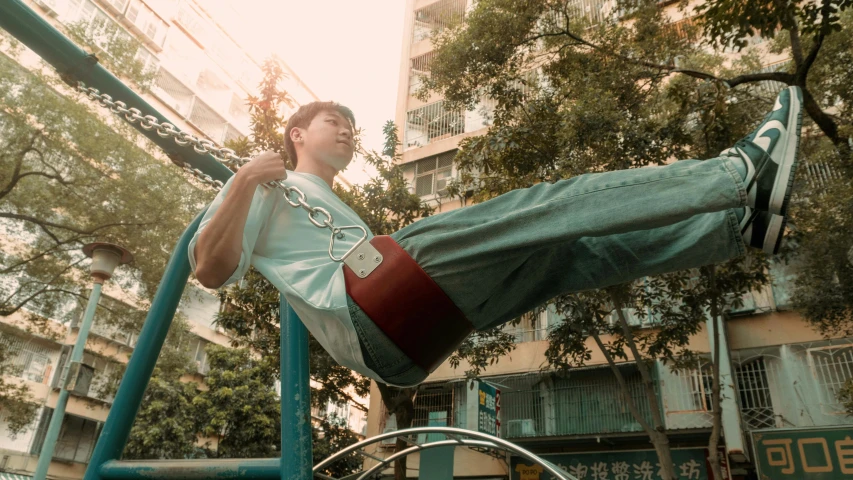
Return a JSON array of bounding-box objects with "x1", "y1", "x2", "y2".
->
[
  {"x1": 312, "y1": 427, "x2": 577, "y2": 480},
  {"x1": 355, "y1": 440, "x2": 497, "y2": 480}
]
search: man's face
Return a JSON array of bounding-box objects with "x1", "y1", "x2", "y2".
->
[{"x1": 300, "y1": 110, "x2": 354, "y2": 171}]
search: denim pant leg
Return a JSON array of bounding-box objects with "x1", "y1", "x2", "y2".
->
[
  {"x1": 352, "y1": 156, "x2": 746, "y2": 383},
  {"x1": 392, "y1": 156, "x2": 747, "y2": 330},
  {"x1": 347, "y1": 295, "x2": 429, "y2": 386}
]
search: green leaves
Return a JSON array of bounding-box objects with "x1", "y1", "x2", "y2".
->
[{"x1": 0, "y1": 341, "x2": 39, "y2": 437}]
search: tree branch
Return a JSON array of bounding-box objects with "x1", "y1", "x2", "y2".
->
[
  {"x1": 723, "y1": 71, "x2": 795, "y2": 89},
  {"x1": 0, "y1": 134, "x2": 41, "y2": 201},
  {"x1": 0, "y1": 244, "x2": 80, "y2": 276},
  {"x1": 799, "y1": 0, "x2": 832, "y2": 81},
  {"x1": 0, "y1": 260, "x2": 85, "y2": 316},
  {"x1": 0, "y1": 212, "x2": 150, "y2": 235},
  {"x1": 546, "y1": 25, "x2": 797, "y2": 90},
  {"x1": 611, "y1": 292, "x2": 667, "y2": 431}
]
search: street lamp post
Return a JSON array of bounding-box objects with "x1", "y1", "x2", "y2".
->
[{"x1": 33, "y1": 243, "x2": 133, "y2": 480}]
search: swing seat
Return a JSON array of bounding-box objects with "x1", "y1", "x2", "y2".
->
[{"x1": 343, "y1": 235, "x2": 473, "y2": 373}]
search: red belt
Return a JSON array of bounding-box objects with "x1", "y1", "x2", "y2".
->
[{"x1": 343, "y1": 235, "x2": 473, "y2": 373}]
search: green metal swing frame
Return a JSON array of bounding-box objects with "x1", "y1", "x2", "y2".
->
[
  {"x1": 0, "y1": 5, "x2": 583, "y2": 480},
  {"x1": 0, "y1": 2, "x2": 313, "y2": 479}
]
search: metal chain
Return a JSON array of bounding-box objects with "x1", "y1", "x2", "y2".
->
[{"x1": 76, "y1": 82, "x2": 368, "y2": 261}]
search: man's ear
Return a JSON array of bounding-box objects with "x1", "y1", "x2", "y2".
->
[{"x1": 290, "y1": 127, "x2": 304, "y2": 144}]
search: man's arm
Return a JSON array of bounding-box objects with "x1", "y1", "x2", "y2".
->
[{"x1": 193, "y1": 151, "x2": 287, "y2": 288}]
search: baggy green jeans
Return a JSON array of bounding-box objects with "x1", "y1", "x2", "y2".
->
[{"x1": 349, "y1": 156, "x2": 748, "y2": 386}]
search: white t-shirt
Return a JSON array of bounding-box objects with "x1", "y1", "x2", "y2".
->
[{"x1": 188, "y1": 171, "x2": 380, "y2": 380}]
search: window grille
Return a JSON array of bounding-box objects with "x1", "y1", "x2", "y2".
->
[
  {"x1": 412, "y1": 384, "x2": 455, "y2": 429},
  {"x1": 754, "y1": 61, "x2": 791, "y2": 98},
  {"x1": 32, "y1": 409, "x2": 102, "y2": 463},
  {"x1": 174, "y1": 0, "x2": 208, "y2": 46},
  {"x1": 188, "y1": 98, "x2": 228, "y2": 143},
  {"x1": 125, "y1": 0, "x2": 167, "y2": 47},
  {"x1": 802, "y1": 161, "x2": 841, "y2": 191},
  {"x1": 405, "y1": 101, "x2": 465, "y2": 149},
  {"x1": 735, "y1": 357, "x2": 777, "y2": 429},
  {"x1": 412, "y1": 0, "x2": 467, "y2": 43},
  {"x1": 409, "y1": 150, "x2": 456, "y2": 197},
  {"x1": 103, "y1": 0, "x2": 129, "y2": 13},
  {"x1": 808, "y1": 346, "x2": 853, "y2": 413},
  {"x1": 0, "y1": 333, "x2": 54, "y2": 384},
  {"x1": 668, "y1": 363, "x2": 713, "y2": 412},
  {"x1": 185, "y1": 336, "x2": 211, "y2": 375},
  {"x1": 566, "y1": 0, "x2": 612, "y2": 25},
  {"x1": 663, "y1": 16, "x2": 699, "y2": 41}
]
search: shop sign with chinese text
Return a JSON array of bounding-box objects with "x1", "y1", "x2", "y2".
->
[{"x1": 752, "y1": 426, "x2": 853, "y2": 479}]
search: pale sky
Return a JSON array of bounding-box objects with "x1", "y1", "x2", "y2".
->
[{"x1": 215, "y1": 0, "x2": 408, "y2": 185}]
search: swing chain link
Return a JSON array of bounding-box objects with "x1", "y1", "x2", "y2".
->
[{"x1": 75, "y1": 82, "x2": 366, "y2": 261}]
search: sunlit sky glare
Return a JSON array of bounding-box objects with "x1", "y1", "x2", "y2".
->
[{"x1": 209, "y1": 0, "x2": 407, "y2": 186}]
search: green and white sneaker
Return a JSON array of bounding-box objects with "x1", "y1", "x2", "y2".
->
[
  {"x1": 723, "y1": 86, "x2": 803, "y2": 216},
  {"x1": 740, "y1": 206, "x2": 787, "y2": 255}
]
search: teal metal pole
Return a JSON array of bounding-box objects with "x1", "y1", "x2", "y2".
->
[
  {"x1": 83, "y1": 211, "x2": 207, "y2": 480},
  {"x1": 0, "y1": 0, "x2": 233, "y2": 184},
  {"x1": 280, "y1": 300, "x2": 312, "y2": 480},
  {"x1": 34, "y1": 282, "x2": 104, "y2": 480},
  {"x1": 100, "y1": 458, "x2": 280, "y2": 480}
]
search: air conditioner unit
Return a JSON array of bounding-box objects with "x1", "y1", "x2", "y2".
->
[
  {"x1": 507, "y1": 419, "x2": 536, "y2": 437},
  {"x1": 380, "y1": 427, "x2": 398, "y2": 446}
]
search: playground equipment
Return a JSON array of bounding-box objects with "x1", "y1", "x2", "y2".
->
[{"x1": 0, "y1": 1, "x2": 576, "y2": 478}]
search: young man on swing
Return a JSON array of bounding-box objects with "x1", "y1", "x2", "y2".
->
[{"x1": 191, "y1": 86, "x2": 803, "y2": 387}]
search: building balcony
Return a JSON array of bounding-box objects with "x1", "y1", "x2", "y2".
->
[{"x1": 150, "y1": 67, "x2": 248, "y2": 144}]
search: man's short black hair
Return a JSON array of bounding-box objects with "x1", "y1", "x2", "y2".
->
[{"x1": 284, "y1": 101, "x2": 356, "y2": 167}]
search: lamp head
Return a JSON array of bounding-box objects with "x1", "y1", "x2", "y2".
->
[{"x1": 82, "y1": 242, "x2": 133, "y2": 283}]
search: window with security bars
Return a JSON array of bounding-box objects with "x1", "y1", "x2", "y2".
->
[
  {"x1": 668, "y1": 363, "x2": 713, "y2": 412},
  {"x1": 81, "y1": 352, "x2": 121, "y2": 402},
  {"x1": 802, "y1": 161, "x2": 841, "y2": 191},
  {"x1": 754, "y1": 61, "x2": 791, "y2": 98},
  {"x1": 410, "y1": 150, "x2": 456, "y2": 197},
  {"x1": 566, "y1": 0, "x2": 613, "y2": 25},
  {"x1": 663, "y1": 16, "x2": 700, "y2": 42},
  {"x1": 125, "y1": 0, "x2": 168, "y2": 48},
  {"x1": 808, "y1": 346, "x2": 853, "y2": 413},
  {"x1": 405, "y1": 101, "x2": 465, "y2": 148},
  {"x1": 412, "y1": 0, "x2": 467, "y2": 43},
  {"x1": 175, "y1": 0, "x2": 209, "y2": 46},
  {"x1": 412, "y1": 383, "x2": 455, "y2": 429},
  {"x1": 0, "y1": 333, "x2": 55, "y2": 384},
  {"x1": 735, "y1": 357, "x2": 777, "y2": 429},
  {"x1": 32, "y1": 408, "x2": 102, "y2": 463},
  {"x1": 409, "y1": 51, "x2": 437, "y2": 96}
]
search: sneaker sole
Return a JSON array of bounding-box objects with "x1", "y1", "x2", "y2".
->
[
  {"x1": 763, "y1": 214, "x2": 786, "y2": 255},
  {"x1": 770, "y1": 86, "x2": 803, "y2": 216}
]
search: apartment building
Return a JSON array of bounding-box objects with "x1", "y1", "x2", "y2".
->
[
  {"x1": 0, "y1": 1, "x2": 356, "y2": 479},
  {"x1": 364, "y1": 1, "x2": 853, "y2": 479}
]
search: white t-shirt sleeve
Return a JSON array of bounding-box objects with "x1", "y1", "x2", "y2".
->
[{"x1": 187, "y1": 175, "x2": 276, "y2": 287}]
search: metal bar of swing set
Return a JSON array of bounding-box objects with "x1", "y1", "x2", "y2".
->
[
  {"x1": 0, "y1": 4, "x2": 579, "y2": 480},
  {"x1": 0, "y1": 2, "x2": 314, "y2": 480},
  {"x1": 0, "y1": 0, "x2": 232, "y2": 185}
]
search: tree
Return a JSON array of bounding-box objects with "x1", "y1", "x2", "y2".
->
[
  {"x1": 312, "y1": 416, "x2": 364, "y2": 478},
  {"x1": 840, "y1": 378, "x2": 853, "y2": 416},
  {"x1": 193, "y1": 345, "x2": 281, "y2": 458},
  {"x1": 0, "y1": 48, "x2": 212, "y2": 326},
  {"x1": 64, "y1": 18, "x2": 157, "y2": 90},
  {"x1": 123, "y1": 315, "x2": 202, "y2": 460},
  {"x1": 417, "y1": 1, "x2": 816, "y2": 477},
  {"x1": 0, "y1": 339, "x2": 39, "y2": 436}
]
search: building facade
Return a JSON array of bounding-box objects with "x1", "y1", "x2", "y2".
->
[
  {"x1": 0, "y1": 1, "x2": 355, "y2": 479},
  {"x1": 364, "y1": 1, "x2": 853, "y2": 479}
]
